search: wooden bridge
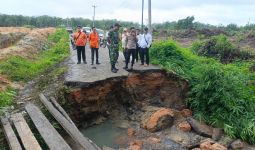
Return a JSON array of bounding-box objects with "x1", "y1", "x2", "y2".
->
[{"x1": 1, "y1": 93, "x2": 100, "y2": 150}]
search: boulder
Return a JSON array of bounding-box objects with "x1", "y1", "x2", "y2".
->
[
  {"x1": 147, "y1": 137, "x2": 161, "y2": 144},
  {"x1": 181, "y1": 109, "x2": 192, "y2": 117},
  {"x1": 212, "y1": 128, "x2": 223, "y2": 141},
  {"x1": 141, "y1": 106, "x2": 174, "y2": 132},
  {"x1": 211, "y1": 143, "x2": 227, "y2": 150},
  {"x1": 129, "y1": 140, "x2": 143, "y2": 150},
  {"x1": 127, "y1": 128, "x2": 136, "y2": 137},
  {"x1": 187, "y1": 117, "x2": 213, "y2": 137},
  {"x1": 200, "y1": 141, "x2": 213, "y2": 150},
  {"x1": 230, "y1": 139, "x2": 245, "y2": 150},
  {"x1": 200, "y1": 140, "x2": 227, "y2": 150},
  {"x1": 178, "y1": 121, "x2": 191, "y2": 132}
]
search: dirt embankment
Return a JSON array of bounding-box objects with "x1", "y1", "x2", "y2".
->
[{"x1": 0, "y1": 27, "x2": 56, "y2": 92}]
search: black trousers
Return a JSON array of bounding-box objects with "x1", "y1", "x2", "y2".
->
[
  {"x1": 135, "y1": 46, "x2": 140, "y2": 62},
  {"x1": 91, "y1": 47, "x2": 99, "y2": 64},
  {"x1": 76, "y1": 46, "x2": 86, "y2": 63},
  {"x1": 125, "y1": 49, "x2": 136, "y2": 67},
  {"x1": 140, "y1": 47, "x2": 149, "y2": 65},
  {"x1": 123, "y1": 48, "x2": 128, "y2": 61}
]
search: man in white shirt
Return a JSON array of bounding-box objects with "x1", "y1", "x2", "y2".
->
[{"x1": 139, "y1": 27, "x2": 152, "y2": 67}]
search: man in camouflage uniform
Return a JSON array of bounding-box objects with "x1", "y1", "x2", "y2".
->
[{"x1": 107, "y1": 23, "x2": 121, "y2": 73}]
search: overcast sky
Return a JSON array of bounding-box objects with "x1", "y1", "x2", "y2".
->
[{"x1": 0, "y1": 0, "x2": 255, "y2": 26}]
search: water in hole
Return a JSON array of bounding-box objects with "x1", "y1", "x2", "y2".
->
[{"x1": 80, "y1": 120, "x2": 128, "y2": 149}]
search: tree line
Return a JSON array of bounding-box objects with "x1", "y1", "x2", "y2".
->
[
  {"x1": 1, "y1": 14, "x2": 255, "y2": 31},
  {"x1": 0, "y1": 14, "x2": 140, "y2": 30}
]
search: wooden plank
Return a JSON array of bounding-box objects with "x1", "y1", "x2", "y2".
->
[
  {"x1": 11, "y1": 113, "x2": 41, "y2": 150},
  {"x1": 25, "y1": 103, "x2": 72, "y2": 150},
  {"x1": 49, "y1": 97, "x2": 75, "y2": 126},
  {"x1": 39, "y1": 93, "x2": 100, "y2": 150},
  {"x1": 1, "y1": 117, "x2": 22, "y2": 150}
]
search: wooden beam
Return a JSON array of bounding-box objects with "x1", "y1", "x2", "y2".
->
[
  {"x1": 25, "y1": 103, "x2": 72, "y2": 150},
  {"x1": 49, "y1": 97, "x2": 75, "y2": 126},
  {"x1": 39, "y1": 93, "x2": 100, "y2": 150},
  {"x1": 11, "y1": 113, "x2": 41, "y2": 150},
  {"x1": 1, "y1": 117, "x2": 22, "y2": 150}
]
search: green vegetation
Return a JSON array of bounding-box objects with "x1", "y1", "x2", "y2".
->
[
  {"x1": 150, "y1": 39, "x2": 255, "y2": 143},
  {"x1": 192, "y1": 34, "x2": 253, "y2": 62},
  {"x1": 0, "y1": 88, "x2": 16, "y2": 107},
  {"x1": 0, "y1": 28, "x2": 70, "y2": 107},
  {"x1": 0, "y1": 14, "x2": 139, "y2": 30}
]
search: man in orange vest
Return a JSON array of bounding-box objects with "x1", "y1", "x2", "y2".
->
[
  {"x1": 89, "y1": 27, "x2": 100, "y2": 65},
  {"x1": 73, "y1": 25, "x2": 87, "y2": 64}
]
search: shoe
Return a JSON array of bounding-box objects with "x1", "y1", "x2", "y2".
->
[
  {"x1": 77, "y1": 62, "x2": 81, "y2": 64},
  {"x1": 123, "y1": 66, "x2": 128, "y2": 70},
  {"x1": 91, "y1": 63, "x2": 94, "y2": 65},
  {"x1": 114, "y1": 67, "x2": 119, "y2": 71},
  {"x1": 144, "y1": 64, "x2": 149, "y2": 67},
  {"x1": 111, "y1": 68, "x2": 117, "y2": 73},
  {"x1": 96, "y1": 62, "x2": 101, "y2": 65},
  {"x1": 83, "y1": 61, "x2": 87, "y2": 64},
  {"x1": 140, "y1": 63, "x2": 144, "y2": 66}
]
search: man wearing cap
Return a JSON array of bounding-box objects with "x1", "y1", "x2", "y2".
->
[
  {"x1": 73, "y1": 25, "x2": 87, "y2": 64},
  {"x1": 107, "y1": 23, "x2": 121, "y2": 73}
]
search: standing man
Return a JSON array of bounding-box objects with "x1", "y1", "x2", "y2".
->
[
  {"x1": 139, "y1": 27, "x2": 152, "y2": 67},
  {"x1": 89, "y1": 27, "x2": 100, "y2": 65},
  {"x1": 107, "y1": 23, "x2": 121, "y2": 73},
  {"x1": 73, "y1": 25, "x2": 87, "y2": 64}
]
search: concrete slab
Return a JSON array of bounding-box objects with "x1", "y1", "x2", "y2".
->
[{"x1": 65, "y1": 45, "x2": 160, "y2": 87}]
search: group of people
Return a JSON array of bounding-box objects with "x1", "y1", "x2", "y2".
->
[
  {"x1": 72, "y1": 23, "x2": 152, "y2": 73},
  {"x1": 72, "y1": 26, "x2": 100, "y2": 65},
  {"x1": 122, "y1": 27, "x2": 152, "y2": 70}
]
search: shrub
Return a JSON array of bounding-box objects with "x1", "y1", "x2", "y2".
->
[
  {"x1": 150, "y1": 39, "x2": 255, "y2": 143},
  {"x1": 192, "y1": 34, "x2": 253, "y2": 62}
]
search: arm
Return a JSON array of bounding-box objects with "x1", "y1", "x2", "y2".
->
[
  {"x1": 84, "y1": 34, "x2": 87, "y2": 45},
  {"x1": 147, "y1": 34, "x2": 152, "y2": 47},
  {"x1": 107, "y1": 32, "x2": 112, "y2": 45},
  {"x1": 125, "y1": 36, "x2": 128, "y2": 49}
]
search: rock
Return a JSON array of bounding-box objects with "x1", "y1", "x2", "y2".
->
[
  {"x1": 147, "y1": 137, "x2": 161, "y2": 143},
  {"x1": 187, "y1": 117, "x2": 213, "y2": 138},
  {"x1": 129, "y1": 140, "x2": 143, "y2": 150},
  {"x1": 211, "y1": 143, "x2": 227, "y2": 150},
  {"x1": 200, "y1": 140, "x2": 227, "y2": 150},
  {"x1": 178, "y1": 121, "x2": 191, "y2": 132},
  {"x1": 141, "y1": 107, "x2": 174, "y2": 132},
  {"x1": 165, "y1": 125, "x2": 206, "y2": 148},
  {"x1": 181, "y1": 109, "x2": 192, "y2": 117},
  {"x1": 212, "y1": 128, "x2": 223, "y2": 141},
  {"x1": 127, "y1": 128, "x2": 136, "y2": 137},
  {"x1": 218, "y1": 135, "x2": 234, "y2": 147},
  {"x1": 230, "y1": 139, "x2": 245, "y2": 150},
  {"x1": 200, "y1": 141, "x2": 213, "y2": 150}
]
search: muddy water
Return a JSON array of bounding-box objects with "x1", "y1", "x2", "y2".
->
[{"x1": 80, "y1": 120, "x2": 128, "y2": 149}]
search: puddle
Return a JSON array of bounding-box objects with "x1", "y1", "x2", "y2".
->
[{"x1": 80, "y1": 120, "x2": 129, "y2": 149}]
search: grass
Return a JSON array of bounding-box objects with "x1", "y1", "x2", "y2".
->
[
  {"x1": 150, "y1": 39, "x2": 255, "y2": 143},
  {"x1": 0, "y1": 28, "x2": 70, "y2": 107}
]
